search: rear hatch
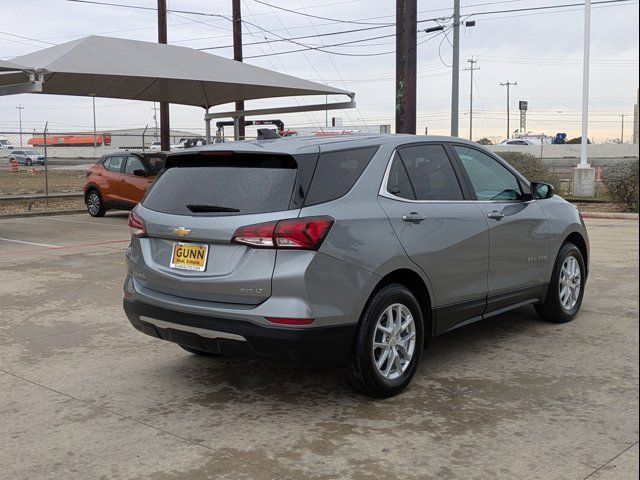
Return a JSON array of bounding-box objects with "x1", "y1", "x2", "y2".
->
[{"x1": 133, "y1": 149, "x2": 317, "y2": 305}]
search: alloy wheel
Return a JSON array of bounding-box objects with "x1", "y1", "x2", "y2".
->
[
  {"x1": 87, "y1": 192, "x2": 101, "y2": 216},
  {"x1": 559, "y1": 255, "x2": 581, "y2": 311},
  {"x1": 372, "y1": 303, "x2": 416, "y2": 380}
]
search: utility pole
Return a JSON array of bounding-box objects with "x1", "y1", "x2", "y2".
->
[
  {"x1": 620, "y1": 114, "x2": 625, "y2": 143},
  {"x1": 465, "y1": 57, "x2": 479, "y2": 141},
  {"x1": 16, "y1": 105, "x2": 24, "y2": 146},
  {"x1": 450, "y1": 0, "x2": 460, "y2": 137},
  {"x1": 500, "y1": 81, "x2": 517, "y2": 140},
  {"x1": 157, "y1": 0, "x2": 170, "y2": 151},
  {"x1": 232, "y1": 0, "x2": 245, "y2": 141},
  {"x1": 395, "y1": 0, "x2": 417, "y2": 134}
]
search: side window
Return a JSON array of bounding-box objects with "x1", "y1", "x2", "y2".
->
[
  {"x1": 304, "y1": 146, "x2": 379, "y2": 206},
  {"x1": 124, "y1": 155, "x2": 145, "y2": 175},
  {"x1": 454, "y1": 146, "x2": 523, "y2": 201},
  {"x1": 386, "y1": 153, "x2": 415, "y2": 200},
  {"x1": 394, "y1": 145, "x2": 464, "y2": 201},
  {"x1": 105, "y1": 156, "x2": 123, "y2": 173}
]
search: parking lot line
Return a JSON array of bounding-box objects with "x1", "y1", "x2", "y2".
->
[
  {"x1": 0, "y1": 237, "x2": 60, "y2": 248},
  {"x1": 0, "y1": 238, "x2": 129, "y2": 257},
  {"x1": 40, "y1": 217, "x2": 129, "y2": 227}
]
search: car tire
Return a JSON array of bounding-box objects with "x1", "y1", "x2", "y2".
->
[
  {"x1": 535, "y1": 242, "x2": 586, "y2": 323},
  {"x1": 179, "y1": 345, "x2": 221, "y2": 356},
  {"x1": 345, "y1": 283, "x2": 424, "y2": 398},
  {"x1": 86, "y1": 190, "x2": 107, "y2": 217},
  {"x1": 25, "y1": 159, "x2": 32, "y2": 166}
]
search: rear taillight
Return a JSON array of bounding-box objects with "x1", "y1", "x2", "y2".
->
[
  {"x1": 232, "y1": 216, "x2": 333, "y2": 250},
  {"x1": 128, "y1": 211, "x2": 147, "y2": 238}
]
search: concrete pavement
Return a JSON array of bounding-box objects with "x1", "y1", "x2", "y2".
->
[{"x1": 0, "y1": 213, "x2": 637, "y2": 479}]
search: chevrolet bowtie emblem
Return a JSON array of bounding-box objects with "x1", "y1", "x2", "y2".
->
[{"x1": 173, "y1": 227, "x2": 191, "y2": 237}]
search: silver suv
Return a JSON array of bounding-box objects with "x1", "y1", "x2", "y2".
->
[{"x1": 123, "y1": 135, "x2": 589, "y2": 397}]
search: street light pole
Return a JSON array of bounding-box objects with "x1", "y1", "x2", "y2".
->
[
  {"x1": 580, "y1": 0, "x2": 591, "y2": 166},
  {"x1": 450, "y1": 0, "x2": 460, "y2": 137},
  {"x1": 16, "y1": 105, "x2": 24, "y2": 147}
]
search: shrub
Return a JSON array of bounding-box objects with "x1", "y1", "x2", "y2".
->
[
  {"x1": 495, "y1": 151, "x2": 559, "y2": 187},
  {"x1": 476, "y1": 137, "x2": 493, "y2": 145},
  {"x1": 602, "y1": 160, "x2": 639, "y2": 212}
]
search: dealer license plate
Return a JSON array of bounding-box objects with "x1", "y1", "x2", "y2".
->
[{"x1": 170, "y1": 243, "x2": 209, "y2": 271}]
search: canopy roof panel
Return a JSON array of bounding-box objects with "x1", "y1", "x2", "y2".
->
[{"x1": 3, "y1": 36, "x2": 352, "y2": 108}]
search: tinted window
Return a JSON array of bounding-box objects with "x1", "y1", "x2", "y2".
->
[
  {"x1": 143, "y1": 154, "x2": 297, "y2": 216},
  {"x1": 304, "y1": 146, "x2": 379, "y2": 206},
  {"x1": 124, "y1": 155, "x2": 145, "y2": 175},
  {"x1": 454, "y1": 146, "x2": 523, "y2": 201},
  {"x1": 104, "y1": 156, "x2": 123, "y2": 173},
  {"x1": 386, "y1": 154, "x2": 415, "y2": 200},
  {"x1": 394, "y1": 145, "x2": 463, "y2": 200},
  {"x1": 145, "y1": 156, "x2": 164, "y2": 173}
]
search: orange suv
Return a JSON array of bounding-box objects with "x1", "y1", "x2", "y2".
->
[{"x1": 84, "y1": 152, "x2": 165, "y2": 217}]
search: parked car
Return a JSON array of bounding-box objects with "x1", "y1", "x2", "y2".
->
[
  {"x1": 9, "y1": 149, "x2": 46, "y2": 165},
  {"x1": 496, "y1": 139, "x2": 536, "y2": 146},
  {"x1": 83, "y1": 151, "x2": 165, "y2": 217},
  {"x1": 148, "y1": 141, "x2": 162, "y2": 151},
  {"x1": 122, "y1": 135, "x2": 589, "y2": 398},
  {"x1": 0, "y1": 138, "x2": 14, "y2": 151}
]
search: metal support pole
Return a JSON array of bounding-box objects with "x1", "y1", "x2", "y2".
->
[
  {"x1": 451, "y1": 0, "x2": 460, "y2": 137},
  {"x1": 16, "y1": 105, "x2": 24, "y2": 147},
  {"x1": 43, "y1": 122, "x2": 49, "y2": 205},
  {"x1": 157, "y1": 0, "x2": 170, "y2": 151},
  {"x1": 395, "y1": 0, "x2": 417, "y2": 134},
  {"x1": 233, "y1": 0, "x2": 245, "y2": 140},
  {"x1": 580, "y1": 0, "x2": 591, "y2": 165},
  {"x1": 91, "y1": 95, "x2": 97, "y2": 158},
  {"x1": 620, "y1": 114, "x2": 625, "y2": 143},
  {"x1": 205, "y1": 109, "x2": 212, "y2": 144}
]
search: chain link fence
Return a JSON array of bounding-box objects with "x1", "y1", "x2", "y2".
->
[{"x1": 0, "y1": 128, "x2": 191, "y2": 200}]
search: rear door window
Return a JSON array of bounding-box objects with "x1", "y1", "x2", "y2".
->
[
  {"x1": 124, "y1": 155, "x2": 145, "y2": 175},
  {"x1": 303, "y1": 146, "x2": 379, "y2": 206},
  {"x1": 393, "y1": 145, "x2": 464, "y2": 200},
  {"x1": 142, "y1": 153, "x2": 298, "y2": 216}
]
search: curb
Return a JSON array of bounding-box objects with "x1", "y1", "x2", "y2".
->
[
  {"x1": 0, "y1": 209, "x2": 87, "y2": 219},
  {"x1": 580, "y1": 211, "x2": 639, "y2": 220}
]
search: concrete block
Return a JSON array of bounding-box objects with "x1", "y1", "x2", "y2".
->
[{"x1": 572, "y1": 166, "x2": 596, "y2": 197}]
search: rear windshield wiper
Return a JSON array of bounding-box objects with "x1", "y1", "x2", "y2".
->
[{"x1": 187, "y1": 204, "x2": 240, "y2": 213}]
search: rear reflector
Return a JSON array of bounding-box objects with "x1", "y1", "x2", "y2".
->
[
  {"x1": 266, "y1": 317, "x2": 315, "y2": 325},
  {"x1": 232, "y1": 216, "x2": 333, "y2": 250},
  {"x1": 128, "y1": 211, "x2": 147, "y2": 237}
]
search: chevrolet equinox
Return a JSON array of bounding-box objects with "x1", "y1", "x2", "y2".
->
[{"x1": 123, "y1": 135, "x2": 589, "y2": 398}]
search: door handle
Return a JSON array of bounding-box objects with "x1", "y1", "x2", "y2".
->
[
  {"x1": 487, "y1": 211, "x2": 505, "y2": 220},
  {"x1": 402, "y1": 212, "x2": 426, "y2": 224}
]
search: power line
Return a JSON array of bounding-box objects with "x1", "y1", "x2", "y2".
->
[{"x1": 250, "y1": 0, "x2": 393, "y2": 26}]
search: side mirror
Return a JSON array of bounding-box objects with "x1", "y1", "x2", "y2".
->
[
  {"x1": 133, "y1": 169, "x2": 147, "y2": 177},
  {"x1": 531, "y1": 182, "x2": 554, "y2": 200}
]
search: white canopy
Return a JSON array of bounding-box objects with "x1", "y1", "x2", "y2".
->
[{"x1": 1, "y1": 35, "x2": 353, "y2": 108}]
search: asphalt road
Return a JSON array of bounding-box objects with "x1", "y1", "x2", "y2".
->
[{"x1": 0, "y1": 213, "x2": 637, "y2": 480}]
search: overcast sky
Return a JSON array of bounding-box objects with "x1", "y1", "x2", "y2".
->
[{"x1": 1, "y1": 0, "x2": 638, "y2": 142}]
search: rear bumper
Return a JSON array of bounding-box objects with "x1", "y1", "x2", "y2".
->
[{"x1": 123, "y1": 298, "x2": 356, "y2": 365}]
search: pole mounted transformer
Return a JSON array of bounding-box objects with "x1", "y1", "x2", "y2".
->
[{"x1": 395, "y1": 0, "x2": 417, "y2": 134}]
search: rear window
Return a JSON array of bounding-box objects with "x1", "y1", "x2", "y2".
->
[
  {"x1": 142, "y1": 153, "x2": 298, "y2": 216},
  {"x1": 303, "y1": 146, "x2": 379, "y2": 206}
]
